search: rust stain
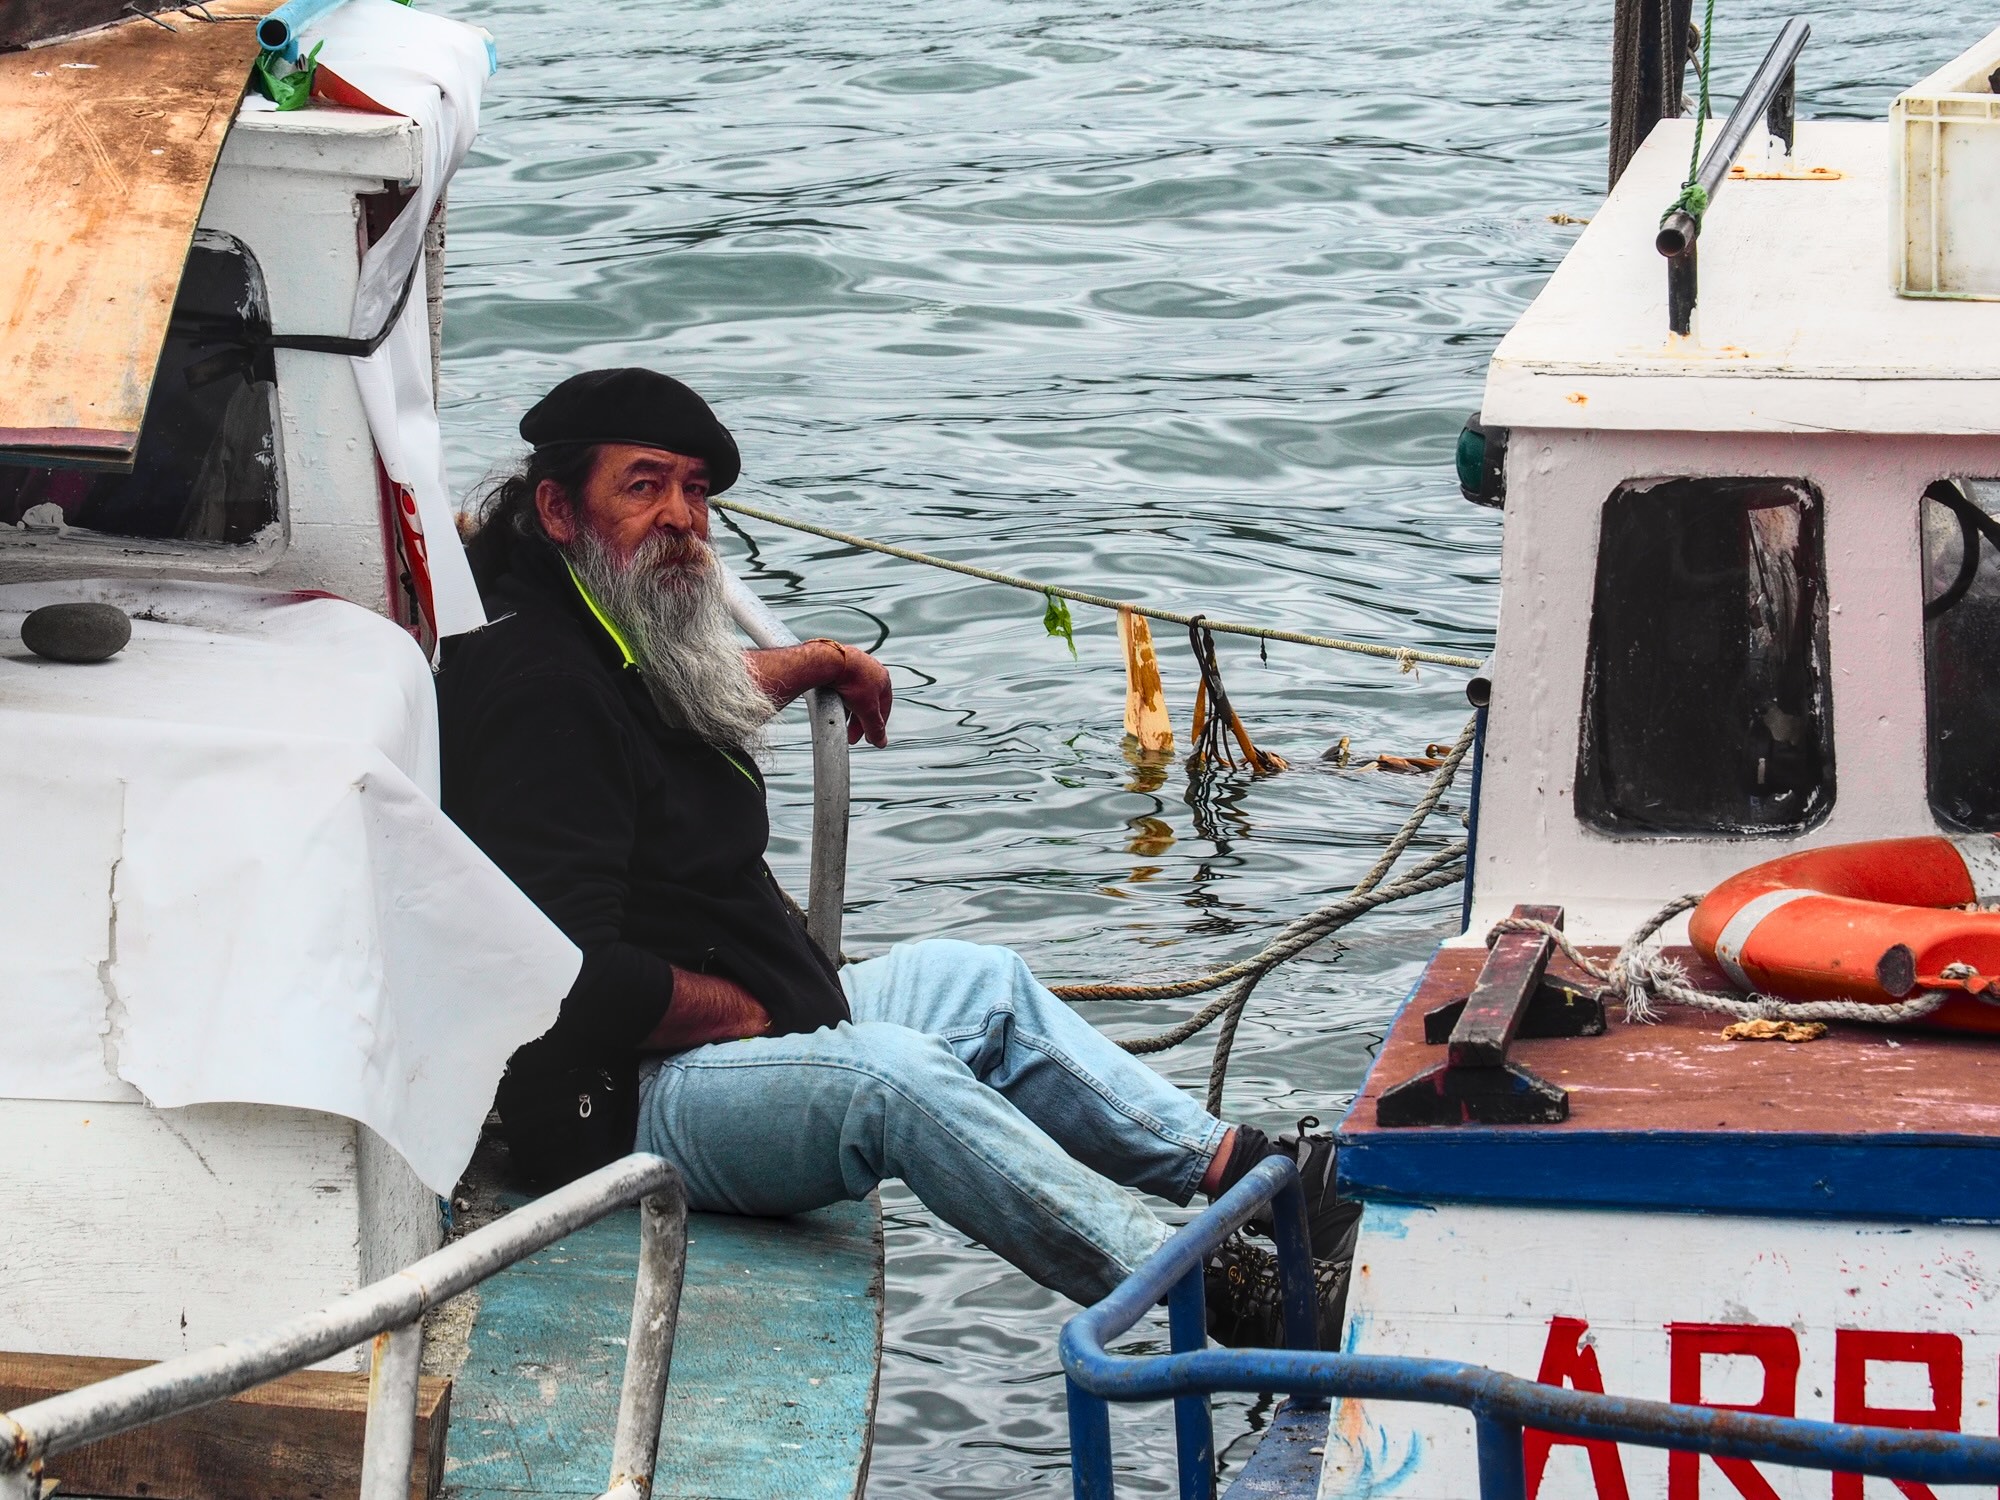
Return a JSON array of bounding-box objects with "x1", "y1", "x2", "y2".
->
[
  {"x1": 1565, "y1": 391, "x2": 1588, "y2": 405},
  {"x1": 1728, "y1": 163, "x2": 1844, "y2": 181}
]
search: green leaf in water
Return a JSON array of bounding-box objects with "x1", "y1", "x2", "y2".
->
[{"x1": 1042, "y1": 591, "x2": 1076, "y2": 658}]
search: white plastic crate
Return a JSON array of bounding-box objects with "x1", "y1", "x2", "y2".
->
[{"x1": 1892, "y1": 23, "x2": 2000, "y2": 299}]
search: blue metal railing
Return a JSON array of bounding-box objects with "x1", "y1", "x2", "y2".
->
[{"x1": 1059, "y1": 1157, "x2": 2000, "y2": 1500}]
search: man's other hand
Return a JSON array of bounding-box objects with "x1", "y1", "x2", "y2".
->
[{"x1": 646, "y1": 967, "x2": 774, "y2": 1052}]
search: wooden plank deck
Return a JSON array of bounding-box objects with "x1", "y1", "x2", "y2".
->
[
  {"x1": 442, "y1": 1197, "x2": 883, "y2": 1500},
  {"x1": 1339, "y1": 945, "x2": 2000, "y2": 1222},
  {"x1": 0, "y1": 2, "x2": 264, "y2": 467}
]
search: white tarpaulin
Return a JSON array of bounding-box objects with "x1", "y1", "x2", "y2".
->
[
  {"x1": 0, "y1": 579, "x2": 578, "y2": 1193},
  {"x1": 244, "y1": 0, "x2": 498, "y2": 640}
]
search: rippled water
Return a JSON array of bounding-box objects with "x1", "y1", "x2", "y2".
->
[{"x1": 432, "y1": 1, "x2": 1987, "y2": 1491}]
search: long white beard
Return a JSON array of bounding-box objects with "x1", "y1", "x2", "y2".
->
[{"x1": 565, "y1": 528, "x2": 774, "y2": 757}]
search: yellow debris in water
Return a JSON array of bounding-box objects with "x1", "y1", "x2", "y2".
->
[{"x1": 1118, "y1": 607, "x2": 1173, "y2": 753}]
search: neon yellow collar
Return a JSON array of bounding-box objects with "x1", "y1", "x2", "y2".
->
[
  {"x1": 562, "y1": 556, "x2": 759, "y2": 788},
  {"x1": 563, "y1": 558, "x2": 638, "y2": 669}
]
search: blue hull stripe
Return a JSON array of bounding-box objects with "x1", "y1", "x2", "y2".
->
[{"x1": 1335, "y1": 1128, "x2": 2000, "y2": 1224}]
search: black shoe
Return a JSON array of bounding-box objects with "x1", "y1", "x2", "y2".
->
[
  {"x1": 1250, "y1": 1117, "x2": 1363, "y2": 1265},
  {"x1": 1202, "y1": 1232, "x2": 1350, "y2": 1350}
]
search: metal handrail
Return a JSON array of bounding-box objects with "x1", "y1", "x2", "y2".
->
[
  {"x1": 1655, "y1": 18, "x2": 1811, "y2": 335},
  {"x1": 723, "y1": 568, "x2": 851, "y2": 959},
  {"x1": 1060, "y1": 1157, "x2": 2000, "y2": 1500},
  {"x1": 0, "y1": 1154, "x2": 688, "y2": 1500}
]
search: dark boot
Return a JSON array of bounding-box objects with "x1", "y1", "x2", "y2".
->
[{"x1": 1202, "y1": 1233, "x2": 1351, "y2": 1350}]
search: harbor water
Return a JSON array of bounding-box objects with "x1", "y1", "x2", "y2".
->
[{"x1": 434, "y1": 0, "x2": 1983, "y2": 1490}]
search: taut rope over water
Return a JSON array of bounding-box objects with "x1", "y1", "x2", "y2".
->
[{"x1": 714, "y1": 498, "x2": 1484, "y2": 672}]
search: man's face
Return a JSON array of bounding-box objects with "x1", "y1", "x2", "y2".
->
[{"x1": 536, "y1": 442, "x2": 713, "y2": 582}]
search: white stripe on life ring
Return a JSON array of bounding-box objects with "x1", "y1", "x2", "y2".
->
[
  {"x1": 1712, "y1": 887, "x2": 1818, "y2": 991},
  {"x1": 1950, "y1": 835, "x2": 2000, "y2": 906}
]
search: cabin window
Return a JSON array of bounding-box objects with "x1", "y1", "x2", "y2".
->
[
  {"x1": 0, "y1": 231, "x2": 280, "y2": 550},
  {"x1": 1921, "y1": 479, "x2": 2000, "y2": 831},
  {"x1": 1576, "y1": 477, "x2": 1834, "y2": 835}
]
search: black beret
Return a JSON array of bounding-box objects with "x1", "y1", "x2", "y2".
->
[{"x1": 520, "y1": 368, "x2": 741, "y2": 494}]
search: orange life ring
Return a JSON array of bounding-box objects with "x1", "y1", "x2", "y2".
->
[{"x1": 1687, "y1": 836, "x2": 2000, "y2": 1033}]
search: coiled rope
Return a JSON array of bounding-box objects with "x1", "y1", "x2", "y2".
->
[
  {"x1": 714, "y1": 497, "x2": 1484, "y2": 672},
  {"x1": 1490, "y1": 897, "x2": 1964, "y2": 1027},
  {"x1": 1056, "y1": 715, "x2": 1478, "y2": 1112}
]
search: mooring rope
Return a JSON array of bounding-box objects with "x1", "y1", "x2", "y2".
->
[
  {"x1": 714, "y1": 497, "x2": 1485, "y2": 672},
  {"x1": 1490, "y1": 897, "x2": 1960, "y2": 1026}
]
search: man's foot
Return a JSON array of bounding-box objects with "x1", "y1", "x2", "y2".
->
[
  {"x1": 1252, "y1": 1116, "x2": 1363, "y2": 1265},
  {"x1": 1202, "y1": 1232, "x2": 1350, "y2": 1350}
]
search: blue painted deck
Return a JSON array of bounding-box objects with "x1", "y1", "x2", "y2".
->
[
  {"x1": 1222, "y1": 1401, "x2": 1328, "y2": 1499},
  {"x1": 443, "y1": 1196, "x2": 882, "y2": 1500},
  {"x1": 1339, "y1": 945, "x2": 2000, "y2": 1222}
]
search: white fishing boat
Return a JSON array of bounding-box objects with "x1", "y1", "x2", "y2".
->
[{"x1": 1061, "y1": 14, "x2": 2000, "y2": 1500}]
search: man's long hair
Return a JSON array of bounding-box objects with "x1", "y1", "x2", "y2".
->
[
  {"x1": 463, "y1": 446, "x2": 773, "y2": 756},
  {"x1": 462, "y1": 445, "x2": 600, "y2": 593}
]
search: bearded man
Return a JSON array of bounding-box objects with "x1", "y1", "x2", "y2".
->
[{"x1": 440, "y1": 367, "x2": 1357, "y2": 1347}]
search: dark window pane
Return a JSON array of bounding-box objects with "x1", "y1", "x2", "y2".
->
[
  {"x1": 0, "y1": 230, "x2": 280, "y2": 548},
  {"x1": 1576, "y1": 477, "x2": 1834, "y2": 835},
  {"x1": 1922, "y1": 479, "x2": 2000, "y2": 831}
]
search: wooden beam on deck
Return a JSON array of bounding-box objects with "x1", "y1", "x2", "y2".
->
[{"x1": 0, "y1": 1352, "x2": 452, "y2": 1500}]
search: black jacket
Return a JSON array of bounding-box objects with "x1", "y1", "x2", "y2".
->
[{"x1": 438, "y1": 536, "x2": 849, "y2": 1187}]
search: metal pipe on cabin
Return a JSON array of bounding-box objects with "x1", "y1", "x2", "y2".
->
[
  {"x1": 0, "y1": 1155, "x2": 684, "y2": 1473},
  {"x1": 256, "y1": 0, "x2": 354, "y2": 61},
  {"x1": 1655, "y1": 18, "x2": 1812, "y2": 260},
  {"x1": 720, "y1": 568, "x2": 851, "y2": 959},
  {"x1": 604, "y1": 1190, "x2": 690, "y2": 1500},
  {"x1": 357, "y1": 1323, "x2": 425, "y2": 1500},
  {"x1": 1765, "y1": 65, "x2": 1797, "y2": 153},
  {"x1": 1655, "y1": 18, "x2": 1809, "y2": 334},
  {"x1": 1667, "y1": 243, "x2": 1699, "y2": 335}
]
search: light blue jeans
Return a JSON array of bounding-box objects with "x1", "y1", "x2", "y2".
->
[{"x1": 636, "y1": 939, "x2": 1228, "y2": 1304}]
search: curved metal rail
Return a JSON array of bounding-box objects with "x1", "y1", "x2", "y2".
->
[
  {"x1": 0, "y1": 1155, "x2": 688, "y2": 1500},
  {"x1": 1060, "y1": 1157, "x2": 2000, "y2": 1500},
  {"x1": 723, "y1": 568, "x2": 851, "y2": 959}
]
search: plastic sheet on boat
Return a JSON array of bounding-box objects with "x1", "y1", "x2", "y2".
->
[
  {"x1": 240, "y1": 0, "x2": 496, "y2": 641},
  {"x1": 0, "y1": 579, "x2": 578, "y2": 1194}
]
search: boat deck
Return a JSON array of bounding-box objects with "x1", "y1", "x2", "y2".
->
[
  {"x1": 1482, "y1": 119, "x2": 2000, "y2": 435},
  {"x1": 1338, "y1": 945, "x2": 2000, "y2": 1221},
  {"x1": 440, "y1": 1162, "x2": 882, "y2": 1500}
]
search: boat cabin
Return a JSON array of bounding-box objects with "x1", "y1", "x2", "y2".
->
[{"x1": 1327, "y1": 45, "x2": 2000, "y2": 1500}]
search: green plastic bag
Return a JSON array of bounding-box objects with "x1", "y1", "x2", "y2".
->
[{"x1": 253, "y1": 39, "x2": 324, "y2": 112}]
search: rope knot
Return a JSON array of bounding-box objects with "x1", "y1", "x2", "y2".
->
[{"x1": 1607, "y1": 945, "x2": 1689, "y2": 1026}]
